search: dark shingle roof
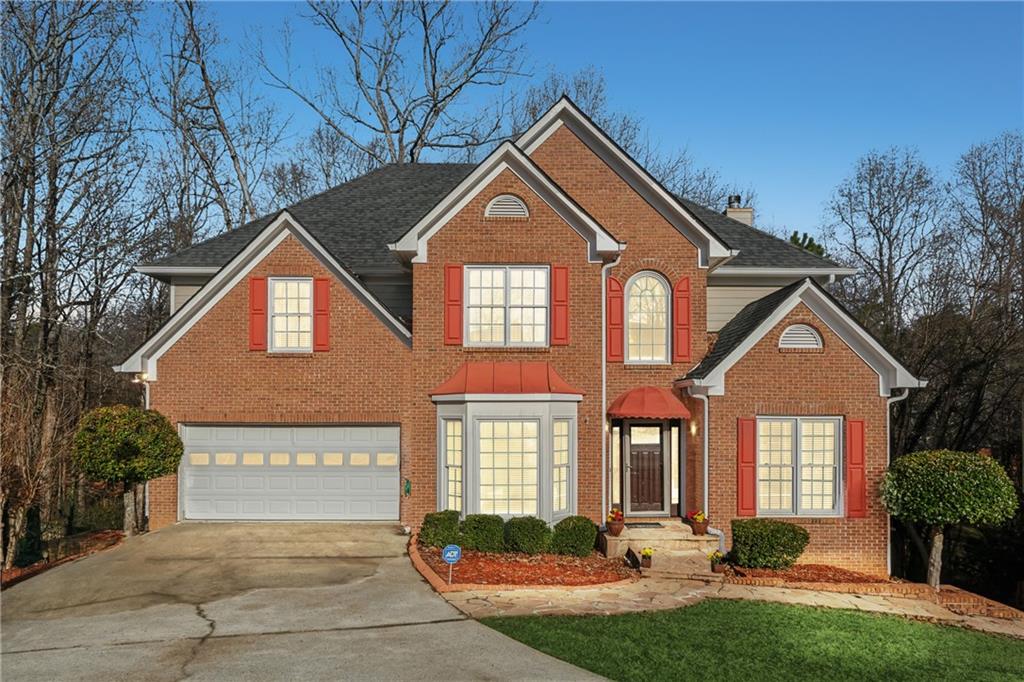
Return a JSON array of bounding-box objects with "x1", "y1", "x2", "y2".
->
[
  {"x1": 677, "y1": 198, "x2": 841, "y2": 270},
  {"x1": 684, "y1": 279, "x2": 808, "y2": 380},
  {"x1": 149, "y1": 163, "x2": 476, "y2": 273}
]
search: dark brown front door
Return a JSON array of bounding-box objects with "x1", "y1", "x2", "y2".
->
[{"x1": 629, "y1": 427, "x2": 664, "y2": 512}]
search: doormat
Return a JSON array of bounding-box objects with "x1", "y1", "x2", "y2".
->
[{"x1": 625, "y1": 522, "x2": 663, "y2": 528}]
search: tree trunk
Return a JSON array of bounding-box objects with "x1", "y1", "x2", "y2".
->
[
  {"x1": 123, "y1": 484, "x2": 138, "y2": 536},
  {"x1": 927, "y1": 526, "x2": 944, "y2": 591},
  {"x1": 135, "y1": 483, "x2": 147, "y2": 533},
  {"x1": 3, "y1": 507, "x2": 27, "y2": 570}
]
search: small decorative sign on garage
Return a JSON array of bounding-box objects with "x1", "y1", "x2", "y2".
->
[{"x1": 442, "y1": 544, "x2": 461, "y2": 584}]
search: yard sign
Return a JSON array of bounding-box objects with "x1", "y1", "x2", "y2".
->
[{"x1": 442, "y1": 544, "x2": 461, "y2": 585}]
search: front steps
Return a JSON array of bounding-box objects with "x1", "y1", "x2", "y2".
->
[{"x1": 600, "y1": 519, "x2": 723, "y2": 582}]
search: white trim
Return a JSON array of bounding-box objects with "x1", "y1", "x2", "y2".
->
[
  {"x1": 267, "y1": 276, "x2": 314, "y2": 353},
  {"x1": 710, "y1": 266, "x2": 858, "y2": 278},
  {"x1": 688, "y1": 280, "x2": 926, "y2": 396},
  {"x1": 779, "y1": 324, "x2": 823, "y2": 349},
  {"x1": 484, "y1": 194, "x2": 529, "y2": 218},
  {"x1": 516, "y1": 97, "x2": 736, "y2": 267},
  {"x1": 136, "y1": 265, "x2": 220, "y2": 277},
  {"x1": 389, "y1": 141, "x2": 623, "y2": 263},
  {"x1": 432, "y1": 393, "x2": 583, "y2": 403},
  {"x1": 624, "y1": 270, "x2": 671, "y2": 365},
  {"x1": 116, "y1": 211, "x2": 412, "y2": 378}
]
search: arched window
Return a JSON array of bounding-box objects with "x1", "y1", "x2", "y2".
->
[
  {"x1": 484, "y1": 194, "x2": 529, "y2": 218},
  {"x1": 626, "y1": 272, "x2": 669, "y2": 363},
  {"x1": 779, "y1": 324, "x2": 823, "y2": 349}
]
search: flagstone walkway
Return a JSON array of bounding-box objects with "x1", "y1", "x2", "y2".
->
[{"x1": 443, "y1": 578, "x2": 1024, "y2": 639}]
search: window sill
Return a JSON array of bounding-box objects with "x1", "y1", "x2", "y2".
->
[
  {"x1": 623, "y1": 362, "x2": 672, "y2": 368},
  {"x1": 461, "y1": 346, "x2": 551, "y2": 353},
  {"x1": 758, "y1": 516, "x2": 842, "y2": 524},
  {"x1": 265, "y1": 351, "x2": 315, "y2": 358}
]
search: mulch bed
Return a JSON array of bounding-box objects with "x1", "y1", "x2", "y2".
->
[
  {"x1": 418, "y1": 543, "x2": 636, "y2": 586},
  {"x1": 730, "y1": 563, "x2": 893, "y2": 584},
  {"x1": 1, "y1": 530, "x2": 124, "y2": 590}
]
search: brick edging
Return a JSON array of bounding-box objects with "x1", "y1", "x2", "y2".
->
[{"x1": 407, "y1": 534, "x2": 637, "y2": 594}]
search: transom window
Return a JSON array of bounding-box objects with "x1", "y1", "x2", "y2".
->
[
  {"x1": 757, "y1": 417, "x2": 841, "y2": 516},
  {"x1": 443, "y1": 419, "x2": 463, "y2": 512},
  {"x1": 626, "y1": 272, "x2": 669, "y2": 363},
  {"x1": 465, "y1": 266, "x2": 548, "y2": 347},
  {"x1": 478, "y1": 420, "x2": 538, "y2": 515},
  {"x1": 270, "y1": 278, "x2": 312, "y2": 352}
]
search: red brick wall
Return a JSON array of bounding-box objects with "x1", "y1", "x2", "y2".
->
[
  {"x1": 530, "y1": 125, "x2": 708, "y2": 515},
  {"x1": 707, "y1": 303, "x2": 890, "y2": 575},
  {"x1": 148, "y1": 233, "x2": 412, "y2": 528}
]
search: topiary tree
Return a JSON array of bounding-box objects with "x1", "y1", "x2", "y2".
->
[
  {"x1": 73, "y1": 405, "x2": 183, "y2": 535},
  {"x1": 881, "y1": 450, "x2": 1018, "y2": 589}
]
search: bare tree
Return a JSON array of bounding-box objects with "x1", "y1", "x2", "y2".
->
[
  {"x1": 259, "y1": 0, "x2": 538, "y2": 167},
  {"x1": 265, "y1": 122, "x2": 379, "y2": 206}
]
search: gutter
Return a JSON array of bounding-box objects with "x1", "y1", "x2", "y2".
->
[
  {"x1": 690, "y1": 391, "x2": 725, "y2": 552},
  {"x1": 600, "y1": 254, "x2": 621, "y2": 527},
  {"x1": 885, "y1": 388, "x2": 910, "y2": 576}
]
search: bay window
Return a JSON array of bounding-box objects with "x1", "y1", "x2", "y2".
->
[{"x1": 757, "y1": 417, "x2": 842, "y2": 516}]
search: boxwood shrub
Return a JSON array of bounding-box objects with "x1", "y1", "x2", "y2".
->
[
  {"x1": 460, "y1": 514, "x2": 506, "y2": 552},
  {"x1": 730, "y1": 518, "x2": 809, "y2": 569},
  {"x1": 504, "y1": 516, "x2": 551, "y2": 554},
  {"x1": 549, "y1": 515, "x2": 597, "y2": 557},
  {"x1": 419, "y1": 510, "x2": 461, "y2": 548}
]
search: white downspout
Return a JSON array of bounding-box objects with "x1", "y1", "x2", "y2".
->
[
  {"x1": 600, "y1": 255, "x2": 621, "y2": 527},
  {"x1": 692, "y1": 391, "x2": 724, "y2": 552},
  {"x1": 886, "y1": 388, "x2": 910, "y2": 576}
]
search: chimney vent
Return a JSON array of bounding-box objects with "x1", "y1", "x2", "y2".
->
[{"x1": 725, "y1": 196, "x2": 754, "y2": 226}]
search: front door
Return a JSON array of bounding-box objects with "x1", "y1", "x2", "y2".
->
[{"x1": 627, "y1": 424, "x2": 664, "y2": 513}]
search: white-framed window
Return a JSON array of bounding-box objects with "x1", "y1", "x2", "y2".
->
[
  {"x1": 465, "y1": 266, "x2": 548, "y2": 347},
  {"x1": 478, "y1": 419, "x2": 539, "y2": 515},
  {"x1": 443, "y1": 419, "x2": 463, "y2": 512},
  {"x1": 757, "y1": 417, "x2": 842, "y2": 516},
  {"x1": 552, "y1": 420, "x2": 571, "y2": 514},
  {"x1": 269, "y1": 277, "x2": 313, "y2": 352},
  {"x1": 626, "y1": 272, "x2": 669, "y2": 363}
]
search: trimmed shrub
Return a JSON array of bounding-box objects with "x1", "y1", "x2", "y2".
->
[
  {"x1": 460, "y1": 514, "x2": 505, "y2": 552},
  {"x1": 420, "y1": 510, "x2": 461, "y2": 548},
  {"x1": 504, "y1": 516, "x2": 551, "y2": 554},
  {"x1": 550, "y1": 515, "x2": 597, "y2": 557},
  {"x1": 731, "y1": 519, "x2": 809, "y2": 569},
  {"x1": 73, "y1": 405, "x2": 182, "y2": 485}
]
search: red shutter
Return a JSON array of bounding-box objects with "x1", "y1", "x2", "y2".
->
[
  {"x1": 313, "y1": 277, "x2": 330, "y2": 352},
  {"x1": 672, "y1": 276, "x2": 692, "y2": 363},
  {"x1": 846, "y1": 419, "x2": 867, "y2": 518},
  {"x1": 606, "y1": 276, "x2": 624, "y2": 361},
  {"x1": 443, "y1": 264, "x2": 463, "y2": 345},
  {"x1": 248, "y1": 277, "x2": 267, "y2": 351},
  {"x1": 737, "y1": 417, "x2": 757, "y2": 517},
  {"x1": 551, "y1": 265, "x2": 570, "y2": 346}
]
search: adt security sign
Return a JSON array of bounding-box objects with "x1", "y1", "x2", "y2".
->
[{"x1": 442, "y1": 544, "x2": 461, "y2": 584}]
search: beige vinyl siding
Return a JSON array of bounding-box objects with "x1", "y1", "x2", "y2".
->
[
  {"x1": 707, "y1": 285, "x2": 780, "y2": 332},
  {"x1": 170, "y1": 282, "x2": 205, "y2": 314}
]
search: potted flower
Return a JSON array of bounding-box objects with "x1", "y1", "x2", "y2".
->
[
  {"x1": 708, "y1": 550, "x2": 727, "y2": 574},
  {"x1": 640, "y1": 547, "x2": 654, "y2": 569},
  {"x1": 687, "y1": 509, "x2": 709, "y2": 535},
  {"x1": 606, "y1": 508, "x2": 625, "y2": 537}
]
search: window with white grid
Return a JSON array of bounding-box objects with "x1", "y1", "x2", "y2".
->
[
  {"x1": 270, "y1": 278, "x2": 312, "y2": 352},
  {"x1": 758, "y1": 417, "x2": 841, "y2": 516},
  {"x1": 626, "y1": 273, "x2": 669, "y2": 362},
  {"x1": 465, "y1": 266, "x2": 547, "y2": 347},
  {"x1": 444, "y1": 419, "x2": 463, "y2": 512},
  {"x1": 478, "y1": 420, "x2": 538, "y2": 516},
  {"x1": 552, "y1": 420, "x2": 571, "y2": 514}
]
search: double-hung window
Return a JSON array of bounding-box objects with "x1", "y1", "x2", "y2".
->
[
  {"x1": 443, "y1": 419, "x2": 463, "y2": 512},
  {"x1": 270, "y1": 278, "x2": 313, "y2": 352},
  {"x1": 757, "y1": 417, "x2": 842, "y2": 516},
  {"x1": 626, "y1": 272, "x2": 669, "y2": 363},
  {"x1": 465, "y1": 266, "x2": 548, "y2": 347},
  {"x1": 552, "y1": 420, "x2": 571, "y2": 514}
]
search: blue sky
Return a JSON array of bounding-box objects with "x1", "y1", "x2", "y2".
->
[{"x1": 210, "y1": 1, "x2": 1023, "y2": 237}]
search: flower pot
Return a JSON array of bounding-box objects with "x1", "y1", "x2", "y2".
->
[
  {"x1": 690, "y1": 519, "x2": 709, "y2": 535},
  {"x1": 711, "y1": 562, "x2": 726, "y2": 574},
  {"x1": 640, "y1": 556, "x2": 652, "y2": 569},
  {"x1": 607, "y1": 520, "x2": 625, "y2": 537}
]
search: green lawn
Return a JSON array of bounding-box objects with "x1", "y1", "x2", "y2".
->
[{"x1": 482, "y1": 599, "x2": 1024, "y2": 682}]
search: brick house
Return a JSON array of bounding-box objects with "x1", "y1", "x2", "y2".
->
[{"x1": 118, "y1": 98, "x2": 924, "y2": 574}]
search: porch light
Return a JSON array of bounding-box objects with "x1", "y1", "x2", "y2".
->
[{"x1": 690, "y1": 421, "x2": 698, "y2": 437}]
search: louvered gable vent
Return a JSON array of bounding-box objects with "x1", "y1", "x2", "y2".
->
[
  {"x1": 779, "y1": 324, "x2": 823, "y2": 349},
  {"x1": 485, "y1": 194, "x2": 529, "y2": 218}
]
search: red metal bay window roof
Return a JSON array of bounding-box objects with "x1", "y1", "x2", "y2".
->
[
  {"x1": 608, "y1": 386, "x2": 691, "y2": 420},
  {"x1": 429, "y1": 361, "x2": 584, "y2": 397}
]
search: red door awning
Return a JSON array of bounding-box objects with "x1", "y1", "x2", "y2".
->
[
  {"x1": 430, "y1": 361, "x2": 584, "y2": 397},
  {"x1": 608, "y1": 386, "x2": 691, "y2": 419}
]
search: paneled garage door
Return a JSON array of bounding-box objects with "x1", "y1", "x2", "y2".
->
[{"x1": 181, "y1": 425, "x2": 400, "y2": 520}]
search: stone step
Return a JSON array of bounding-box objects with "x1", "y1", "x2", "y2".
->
[
  {"x1": 640, "y1": 550, "x2": 724, "y2": 583},
  {"x1": 602, "y1": 530, "x2": 719, "y2": 557}
]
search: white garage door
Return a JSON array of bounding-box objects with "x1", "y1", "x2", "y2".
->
[{"x1": 181, "y1": 425, "x2": 400, "y2": 520}]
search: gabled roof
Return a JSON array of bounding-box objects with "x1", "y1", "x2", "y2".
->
[
  {"x1": 117, "y1": 211, "x2": 412, "y2": 378},
  {"x1": 516, "y1": 96, "x2": 737, "y2": 267},
  {"x1": 681, "y1": 278, "x2": 925, "y2": 396},
  {"x1": 389, "y1": 141, "x2": 624, "y2": 263}
]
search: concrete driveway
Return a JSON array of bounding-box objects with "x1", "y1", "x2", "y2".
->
[{"x1": 2, "y1": 523, "x2": 597, "y2": 681}]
